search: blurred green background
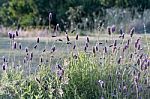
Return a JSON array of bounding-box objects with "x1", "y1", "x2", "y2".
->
[{"x1": 0, "y1": 0, "x2": 150, "y2": 33}]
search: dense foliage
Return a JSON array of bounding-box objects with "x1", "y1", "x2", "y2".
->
[{"x1": 0, "y1": 0, "x2": 150, "y2": 29}]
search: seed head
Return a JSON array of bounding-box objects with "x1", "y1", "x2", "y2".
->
[{"x1": 111, "y1": 25, "x2": 116, "y2": 33}]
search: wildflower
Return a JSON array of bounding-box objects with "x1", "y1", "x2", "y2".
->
[
  {"x1": 104, "y1": 46, "x2": 107, "y2": 53},
  {"x1": 119, "y1": 29, "x2": 123, "y2": 35},
  {"x1": 34, "y1": 44, "x2": 37, "y2": 49},
  {"x1": 66, "y1": 42, "x2": 71, "y2": 44},
  {"x1": 111, "y1": 25, "x2": 116, "y2": 33},
  {"x1": 73, "y1": 54, "x2": 78, "y2": 59},
  {"x1": 2, "y1": 63, "x2": 6, "y2": 70},
  {"x1": 96, "y1": 45, "x2": 98, "y2": 51},
  {"x1": 13, "y1": 42, "x2": 17, "y2": 49},
  {"x1": 130, "y1": 27, "x2": 135, "y2": 37},
  {"x1": 130, "y1": 53, "x2": 133, "y2": 59},
  {"x1": 66, "y1": 35, "x2": 70, "y2": 41},
  {"x1": 107, "y1": 26, "x2": 111, "y2": 35},
  {"x1": 114, "y1": 40, "x2": 117, "y2": 46},
  {"x1": 40, "y1": 57, "x2": 43, "y2": 63},
  {"x1": 12, "y1": 33, "x2": 15, "y2": 39},
  {"x1": 137, "y1": 59, "x2": 140, "y2": 65},
  {"x1": 16, "y1": 30, "x2": 19, "y2": 36},
  {"x1": 139, "y1": 54, "x2": 143, "y2": 59},
  {"x1": 43, "y1": 49, "x2": 46, "y2": 52},
  {"x1": 57, "y1": 68, "x2": 64, "y2": 81},
  {"x1": 73, "y1": 45, "x2": 76, "y2": 50},
  {"x1": 23, "y1": 57, "x2": 27, "y2": 63},
  {"x1": 93, "y1": 46, "x2": 96, "y2": 54},
  {"x1": 127, "y1": 39, "x2": 130, "y2": 45},
  {"x1": 2, "y1": 56, "x2": 6, "y2": 62},
  {"x1": 99, "y1": 42, "x2": 103, "y2": 45},
  {"x1": 138, "y1": 44, "x2": 141, "y2": 50},
  {"x1": 86, "y1": 36, "x2": 89, "y2": 43},
  {"x1": 37, "y1": 37, "x2": 40, "y2": 43},
  {"x1": 75, "y1": 33, "x2": 78, "y2": 40},
  {"x1": 57, "y1": 39, "x2": 63, "y2": 41},
  {"x1": 30, "y1": 52, "x2": 33, "y2": 60},
  {"x1": 52, "y1": 35, "x2": 57, "y2": 37},
  {"x1": 57, "y1": 64, "x2": 62, "y2": 70},
  {"x1": 71, "y1": 29, "x2": 76, "y2": 33},
  {"x1": 8, "y1": 32, "x2": 12, "y2": 39},
  {"x1": 19, "y1": 43, "x2": 22, "y2": 50},
  {"x1": 25, "y1": 47, "x2": 28, "y2": 52},
  {"x1": 51, "y1": 45, "x2": 56, "y2": 53},
  {"x1": 123, "y1": 85, "x2": 127, "y2": 94},
  {"x1": 85, "y1": 42, "x2": 88, "y2": 47},
  {"x1": 117, "y1": 56, "x2": 122, "y2": 64},
  {"x1": 84, "y1": 46, "x2": 87, "y2": 52},
  {"x1": 134, "y1": 76, "x2": 138, "y2": 84}
]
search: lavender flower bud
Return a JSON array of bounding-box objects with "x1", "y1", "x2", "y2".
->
[
  {"x1": 12, "y1": 33, "x2": 15, "y2": 39},
  {"x1": 40, "y1": 57, "x2": 43, "y2": 63},
  {"x1": 25, "y1": 47, "x2": 28, "y2": 52},
  {"x1": 104, "y1": 47, "x2": 107, "y2": 53},
  {"x1": 51, "y1": 45, "x2": 56, "y2": 52},
  {"x1": 66, "y1": 35, "x2": 70, "y2": 41},
  {"x1": 16, "y1": 30, "x2": 18, "y2": 36},
  {"x1": 84, "y1": 46, "x2": 87, "y2": 52},
  {"x1": 2, "y1": 56, "x2": 6, "y2": 62},
  {"x1": 8, "y1": 32, "x2": 12, "y2": 39},
  {"x1": 76, "y1": 34, "x2": 78, "y2": 40},
  {"x1": 111, "y1": 25, "x2": 116, "y2": 33},
  {"x1": 93, "y1": 46, "x2": 96, "y2": 54},
  {"x1": 86, "y1": 36, "x2": 89, "y2": 43},
  {"x1": 114, "y1": 40, "x2": 117, "y2": 46},
  {"x1": 37, "y1": 37, "x2": 40, "y2": 43},
  {"x1": 73, "y1": 45, "x2": 76, "y2": 50},
  {"x1": 130, "y1": 27, "x2": 135, "y2": 37},
  {"x1": 2, "y1": 63, "x2": 6, "y2": 70},
  {"x1": 107, "y1": 27, "x2": 111, "y2": 35},
  {"x1": 19, "y1": 43, "x2": 22, "y2": 50},
  {"x1": 34, "y1": 44, "x2": 37, "y2": 49},
  {"x1": 13, "y1": 42, "x2": 17, "y2": 49}
]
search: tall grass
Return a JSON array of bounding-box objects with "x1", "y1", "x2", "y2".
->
[{"x1": 0, "y1": 17, "x2": 150, "y2": 99}]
